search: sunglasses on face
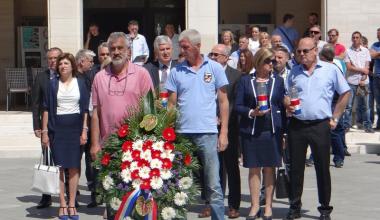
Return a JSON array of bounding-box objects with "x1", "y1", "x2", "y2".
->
[
  {"x1": 208, "y1": 52, "x2": 226, "y2": 58},
  {"x1": 310, "y1": 30, "x2": 320, "y2": 35},
  {"x1": 264, "y1": 58, "x2": 276, "y2": 65},
  {"x1": 296, "y1": 46, "x2": 316, "y2": 54}
]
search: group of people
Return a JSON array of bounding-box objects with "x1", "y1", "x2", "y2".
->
[{"x1": 30, "y1": 14, "x2": 380, "y2": 220}]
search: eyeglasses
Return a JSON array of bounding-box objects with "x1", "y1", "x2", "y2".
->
[
  {"x1": 108, "y1": 75, "x2": 127, "y2": 96},
  {"x1": 296, "y1": 47, "x2": 316, "y2": 54},
  {"x1": 328, "y1": 34, "x2": 337, "y2": 37},
  {"x1": 352, "y1": 36, "x2": 360, "y2": 39},
  {"x1": 264, "y1": 58, "x2": 276, "y2": 65},
  {"x1": 310, "y1": 30, "x2": 320, "y2": 35},
  {"x1": 208, "y1": 52, "x2": 226, "y2": 58}
]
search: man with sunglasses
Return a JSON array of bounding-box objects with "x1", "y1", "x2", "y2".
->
[
  {"x1": 309, "y1": 25, "x2": 327, "y2": 53},
  {"x1": 90, "y1": 32, "x2": 153, "y2": 219},
  {"x1": 285, "y1": 37, "x2": 350, "y2": 220}
]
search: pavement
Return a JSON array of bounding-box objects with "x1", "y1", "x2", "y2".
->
[{"x1": 0, "y1": 111, "x2": 380, "y2": 220}]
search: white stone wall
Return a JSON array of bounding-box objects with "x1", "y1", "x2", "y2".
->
[
  {"x1": 186, "y1": 0, "x2": 218, "y2": 55},
  {"x1": 48, "y1": 0, "x2": 83, "y2": 55},
  {"x1": 326, "y1": 0, "x2": 380, "y2": 48}
]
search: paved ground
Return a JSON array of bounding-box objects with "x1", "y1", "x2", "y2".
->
[{"x1": 0, "y1": 111, "x2": 380, "y2": 220}]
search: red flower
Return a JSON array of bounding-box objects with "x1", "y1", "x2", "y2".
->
[
  {"x1": 162, "y1": 127, "x2": 176, "y2": 141},
  {"x1": 137, "y1": 159, "x2": 149, "y2": 167},
  {"x1": 142, "y1": 140, "x2": 153, "y2": 151},
  {"x1": 150, "y1": 168, "x2": 160, "y2": 177},
  {"x1": 161, "y1": 158, "x2": 173, "y2": 169},
  {"x1": 120, "y1": 161, "x2": 131, "y2": 170},
  {"x1": 131, "y1": 170, "x2": 140, "y2": 179},
  {"x1": 101, "y1": 153, "x2": 111, "y2": 166},
  {"x1": 122, "y1": 141, "x2": 133, "y2": 152},
  {"x1": 184, "y1": 153, "x2": 192, "y2": 166},
  {"x1": 151, "y1": 150, "x2": 162, "y2": 159},
  {"x1": 118, "y1": 124, "x2": 129, "y2": 138},
  {"x1": 131, "y1": 150, "x2": 141, "y2": 160},
  {"x1": 140, "y1": 179, "x2": 151, "y2": 190},
  {"x1": 163, "y1": 142, "x2": 175, "y2": 151}
]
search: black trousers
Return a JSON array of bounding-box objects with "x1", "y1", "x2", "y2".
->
[{"x1": 288, "y1": 118, "x2": 332, "y2": 210}]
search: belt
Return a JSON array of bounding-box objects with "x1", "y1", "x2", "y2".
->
[{"x1": 291, "y1": 117, "x2": 329, "y2": 125}]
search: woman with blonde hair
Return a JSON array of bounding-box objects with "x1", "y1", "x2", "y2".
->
[
  {"x1": 221, "y1": 30, "x2": 239, "y2": 54},
  {"x1": 252, "y1": 32, "x2": 272, "y2": 55},
  {"x1": 235, "y1": 48, "x2": 286, "y2": 220}
]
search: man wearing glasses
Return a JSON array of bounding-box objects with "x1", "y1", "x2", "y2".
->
[
  {"x1": 284, "y1": 37, "x2": 350, "y2": 220},
  {"x1": 90, "y1": 32, "x2": 153, "y2": 219},
  {"x1": 327, "y1": 28, "x2": 346, "y2": 60}
]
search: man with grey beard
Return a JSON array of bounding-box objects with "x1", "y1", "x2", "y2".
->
[{"x1": 90, "y1": 32, "x2": 153, "y2": 219}]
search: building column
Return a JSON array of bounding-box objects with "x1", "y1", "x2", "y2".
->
[
  {"x1": 48, "y1": 0, "x2": 83, "y2": 54},
  {"x1": 186, "y1": 0, "x2": 218, "y2": 54},
  {"x1": 0, "y1": 0, "x2": 15, "y2": 104}
]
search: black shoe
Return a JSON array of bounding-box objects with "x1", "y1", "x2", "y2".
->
[
  {"x1": 87, "y1": 201, "x2": 98, "y2": 208},
  {"x1": 344, "y1": 149, "x2": 351, "y2": 156},
  {"x1": 36, "y1": 195, "x2": 52, "y2": 209},
  {"x1": 260, "y1": 195, "x2": 266, "y2": 206},
  {"x1": 318, "y1": 206, "x2": 332, "y2": 220},
  {"x1": 285, "y1": 209, "x2": 301, "y2": 220},
  {"x1": 334, "y1": 160, "x2": 344, "y2": 168},
  {"x1": 262, "y1": 215, "x2": 272, "y2": 220},
  {"x1": 319, "y1": 214, "x2": 331, "y2": 220},
  {"x1": 246, "y1": 209, "x2": 261, "y2": 220},
  {"x1": 305, "y1": 159, "x2": 314, "y2": 167},
  {"x1": 365, "y1": 128, "x2": 375, "y2": 133}
]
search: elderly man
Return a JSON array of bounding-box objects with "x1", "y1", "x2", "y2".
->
[
  {"x1": 231, "y1": 35, "x2": 249, "y2": 59},
  {"x1": 126, "y1": 20, "x2": 149, "y2": 65},
  {"x1": 342, "y1": 31, "x2": 373, "y2": 133},
  {"x1": 285, "y1": 38, "x2": 350, "y2": 220},
  {"x1": 32, "y1": 47, "x2": 62, "y2": 209},
  {"x1": 90, "y1": 32, "x2": 153, "y2": 219},
  {"x1": 166, "y1": 29, "x2": 229, "y2": 220},
  {"x1": 144, "y1": 35, "x2": 178, "y2": 89},
  {"x1": 208, "y1": 44, "x2": 242, "y2": 219},
  {"x1": 271, "y1": 35, "x2": 290, "y2": 53},
  {"x1": 164, "y1": 23, "x2": 180, "y2": 60}
]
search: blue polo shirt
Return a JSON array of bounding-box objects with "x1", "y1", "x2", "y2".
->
[
  {"x1": 287, "y1": 60, "x2": 350, "y2": 120},
  {"x1": 165, "y1": 56, "x2": 229, "y2": 133},
  {"x1": 371, "y1": 42, "x2": 380, "y2": 75},
  {"x1": 272, "y1": 26, "x2": 299, "y2": 52}
]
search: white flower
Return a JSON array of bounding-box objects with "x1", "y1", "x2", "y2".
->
[
  {"x1": 102, "y1": 176, "x2": 114, "y2": 191},
  {"x1": 130, "y1": 161, "x2": 139, "y2": 171},
  {"x1": 150, "y1": 158, "x2": 163, "y2": 169},
  {"x1": 160, "y1": 169, "x2": 172, "y2": 180},
  {"x1": 110, "y1": 197, "x2": 121, "y2": 210},
  {"x1": 161, "y1": 150, "x2": 175, "y2": 161},
  {"x1": 141, "y1": 149, "x2": 152, "y2": 162},
  {"x1": 132, "y1": 139, "x2": 143, "y2": 151},
  {"x1": 132, "y1": 179, "x2": 141, "y2": 189},
  {"x1": 152, "y1": 141, "x2": 164, "y2": 152},
  {"x1": 121, "y1": 169, "x2": 132, "y2": 183},
  {"x1": 123, "y1": 217, "x2": 133, "y2": 220},
  {"x1": 174, "y1": 192, "x2": 188, "y2": 206},
  {"x1": 179, "y1": 177, "x2": 193, "y2": 190},
  {"x1": 122, "y1": 151, "x2": 133, "y2": 162},
  {"x1": 150, "y1": 176, "x2": 163, "y2": 190},
  {"x1": 138, "y1": 166, "x2": 151, "y2": 179},
  {"x1": 161, "y1": 207, "x2": 176, "y2": 220}
]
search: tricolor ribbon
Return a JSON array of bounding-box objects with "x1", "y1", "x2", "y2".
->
[
  {"x1": 257, "y1": 95, "x2": 269, "y2": 111},
  {"x1": 290, "y1": 98, "x2": 301, "y2": 115},
  {"x1": 114, "y1": 189, "x2": 158, "y2": 220}
]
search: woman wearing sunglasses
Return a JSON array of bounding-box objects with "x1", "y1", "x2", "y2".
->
[{"x1": 235, "y1": 48, "x2": 286, "y2": 220}]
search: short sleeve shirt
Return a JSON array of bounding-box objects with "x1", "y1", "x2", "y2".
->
[
  {"x1": 287, "y1": 60, "x2": 350, "y2": 120},
  {"x1": 371, "y1": 42, "x2": 380, "y2": 74},
  {"x1": 165, "y1": 57, "x2": 229, "y2": 133},
  {"x1": 92, "y1": 62, "x2": 153, "y2": 142},
  {"x1": 345, "y1": 46, "x2": 371, "y2": 85}
]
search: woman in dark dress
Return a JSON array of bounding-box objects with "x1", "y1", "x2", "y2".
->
[
  {"x1": 235, "y1": 48, "x2": 286, "y2": 220},
  {"x1": 42, "y1": 53, "x2": 89, "y2": 220}
]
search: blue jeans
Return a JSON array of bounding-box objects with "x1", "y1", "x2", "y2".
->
[
  {"x1": 343, "y1": 84, "x2": 372, "y2": 129},
  {"x1": 331, "y1": 117, "x2": 345, "y2": 163},
  {"x1": 183, "y1": 133, "x2": 225, "y2": 220}
]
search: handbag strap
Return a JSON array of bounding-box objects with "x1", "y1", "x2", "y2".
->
[{"x1": 278, "y1": 27, "x2": 294, "y2": 50}]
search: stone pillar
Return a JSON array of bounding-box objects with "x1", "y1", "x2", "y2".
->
[
  {"x1": 0, "y1": 0, "x2": 15, "y2": 104},
  {"x1": 186, "y1": 0, "x2": 218, "y2": 54},
  {"x1": 48, "y1": 0, "x2": 83, "y2": 54}
]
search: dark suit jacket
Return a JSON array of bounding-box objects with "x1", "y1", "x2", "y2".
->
[
  {"x1": 31, "y1": 69, "x2": 51, "y2": 131},
  {"x1": 235, "y1": 73, "x2": 286, "y2": 135},
  {"x1": 143, "y1": 60, "x2": 178, "y2": 89}
]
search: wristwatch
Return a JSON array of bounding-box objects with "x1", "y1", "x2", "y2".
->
[{"x1": 332, "y1": 117, "x2": 339, "y2": 123}]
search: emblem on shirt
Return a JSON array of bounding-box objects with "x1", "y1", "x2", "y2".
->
[{"x1": 204, "y1": 72, "x2": 212, "y2": 83}]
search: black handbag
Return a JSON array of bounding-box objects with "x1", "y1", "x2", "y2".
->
[{"x1": 275, "y1": 167, "x2": 289, "y2": 199}]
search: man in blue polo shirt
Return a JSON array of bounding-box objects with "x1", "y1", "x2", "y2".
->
[
  {"x1": 285, "y1": 38, "x2": 350, "y2": 220},
  {"x1": 370, "y1": 27, "x2": 380, "y2": 130},
  {"x1": 166, "y1": 29, "x2": 229, "y2": 220}
]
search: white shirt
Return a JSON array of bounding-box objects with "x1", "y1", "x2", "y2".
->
[
  {"x1": 248, "y1": 38, "x2": 260, "y2": 52},
  {"x1": 159, "y1": 61, "x2": 172, "y2": 82},
  {"x1": 57, "y1": 78, "x2": 80, "y2": 115},
  {"x1": 345, "y1": 45, "x2": 371, "y2": 85},
  {"x1": 128, "y1": 33, "x2": 150, "y2": 65},
  {"x1": 317, "y1": 40, "x2": 328, "y2": 53}
]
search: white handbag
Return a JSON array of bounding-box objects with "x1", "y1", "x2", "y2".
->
[{"x1": 31, "y1": 148, "x2": 60, "y2": 195}]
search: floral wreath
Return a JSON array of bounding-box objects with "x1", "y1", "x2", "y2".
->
[{"x1": 94, "y1": 92, "x2": 200, "y2": 220}]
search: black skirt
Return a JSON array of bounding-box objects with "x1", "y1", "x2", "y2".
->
[
  {"x1": 50, "y1": 114, "x2": 82, "y2": 168},
  {"x1": 241, "y1": 131, "x2": 281, "y2": 168}
]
